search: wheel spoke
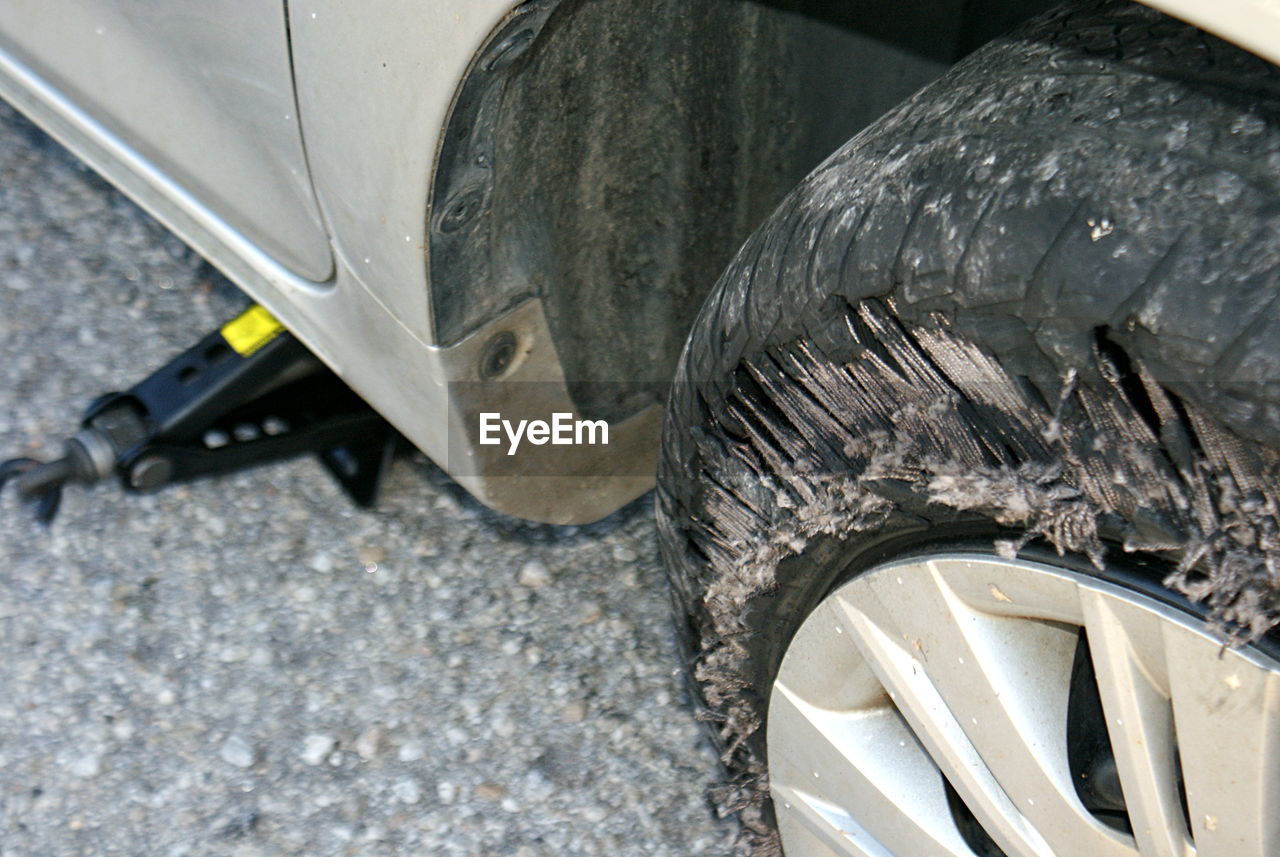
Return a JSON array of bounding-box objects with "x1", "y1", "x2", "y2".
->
[
  {"x1": 1081, "y1": 589, "x2": 1192, "y2": 857},
  {"x1": 771, "y1": 782, "x2": 896, "y2": 857},
  {"x1": 769, "y1": 682, "x2": 977, "y2": 857},
  {"x1": 1164, "y1": 624, "x2": 1280, "y2": 857},
  {"x1": 834, "y1": 596, "x2": 1053, "y2": 857},
  {"x1": 836, "y1": 561, "x2": 1136, "y2": 857}
]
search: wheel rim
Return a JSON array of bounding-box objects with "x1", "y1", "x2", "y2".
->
[{"x1": 767, "y1": 553, "x2": 1280, "y2": 857}]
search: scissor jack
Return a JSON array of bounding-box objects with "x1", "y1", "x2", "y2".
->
[{"x1": 1, "y1": 305, "x2": 399, "y2": 523}]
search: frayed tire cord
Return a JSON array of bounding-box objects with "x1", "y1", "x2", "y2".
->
[
  {"x1": 661, "y1": 301, "x2": 1280, "y2": 853},
  {"x1": 657, "y1": 2, "x2": 1280, "y2": 851}
]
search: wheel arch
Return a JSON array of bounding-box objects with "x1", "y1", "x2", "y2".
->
[{"x1": 426, "y1": 0, "x2": 1060, "y2": 427}]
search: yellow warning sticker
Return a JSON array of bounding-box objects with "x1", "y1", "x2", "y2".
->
[{"x1": 221, "y1": 305, "x2": 284, "y2": 357}]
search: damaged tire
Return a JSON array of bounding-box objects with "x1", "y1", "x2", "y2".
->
[{"x1": 657, "y1": 1, "x2": 1280, "y2": 854}]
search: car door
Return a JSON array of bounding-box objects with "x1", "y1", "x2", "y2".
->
[{"x1": 0, "y1": 0, "x2": 333, "y2": 282}]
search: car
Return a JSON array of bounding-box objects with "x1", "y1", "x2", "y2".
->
[{"x1": 2, "y1": 1, "x2": 1278, "y2": 855}]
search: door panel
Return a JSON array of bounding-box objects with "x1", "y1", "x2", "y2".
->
[{"x1": 0, "y1": 0, "x2": 333, "y2": 282}]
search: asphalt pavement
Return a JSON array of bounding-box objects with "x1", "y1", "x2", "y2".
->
[{"x1": 0, "y1": 100, "x2": 733, "y2": 856}]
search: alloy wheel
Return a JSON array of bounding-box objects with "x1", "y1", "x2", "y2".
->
[{"x1": 768, "y1": 554, "x2": 1280, "y2": 857}]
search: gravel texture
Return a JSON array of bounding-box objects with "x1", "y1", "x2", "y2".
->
[{"x1": 0, "y1": 101, "x2": 733, "y2": 856}]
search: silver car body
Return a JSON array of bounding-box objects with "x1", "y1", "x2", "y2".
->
[{"x1": 0, "y1": 0, "x2": 1273, "y2": 522}]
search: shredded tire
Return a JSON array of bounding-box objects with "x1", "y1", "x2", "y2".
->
[{"x1": 656, "y1": 1, "x2": 1280, "y2": 852}]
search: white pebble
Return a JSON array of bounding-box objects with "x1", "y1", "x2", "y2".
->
[
  {"x1": 392, "y1": 779, "x2": 421, "y2": 804},
  {"x1": 71, "y1": 753, "x2": 102, "y2": 778},
  {"x1": 397, "y1": 740, "x2": 425, "y2": 762},
  {"x1": 301, "y1": 734, "x2": 336, "y2": 766},
  {"x1": 219, "y1": 735, "x2": 254, "y2": 769},
  {"x1": 517, "y1": 559, "x2": 552, "y2": 589},
  {"x1": 354, "y1": 727, "x2": 383, "y2": 761}
]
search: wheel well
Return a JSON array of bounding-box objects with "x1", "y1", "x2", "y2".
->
[{"x1": 428, "y1": 0, "x2": 1058, "y2": 422}]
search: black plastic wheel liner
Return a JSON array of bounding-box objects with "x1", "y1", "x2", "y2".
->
[{"x1": 427, "y1": 0, "x2": 1059, "y2": 423}]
